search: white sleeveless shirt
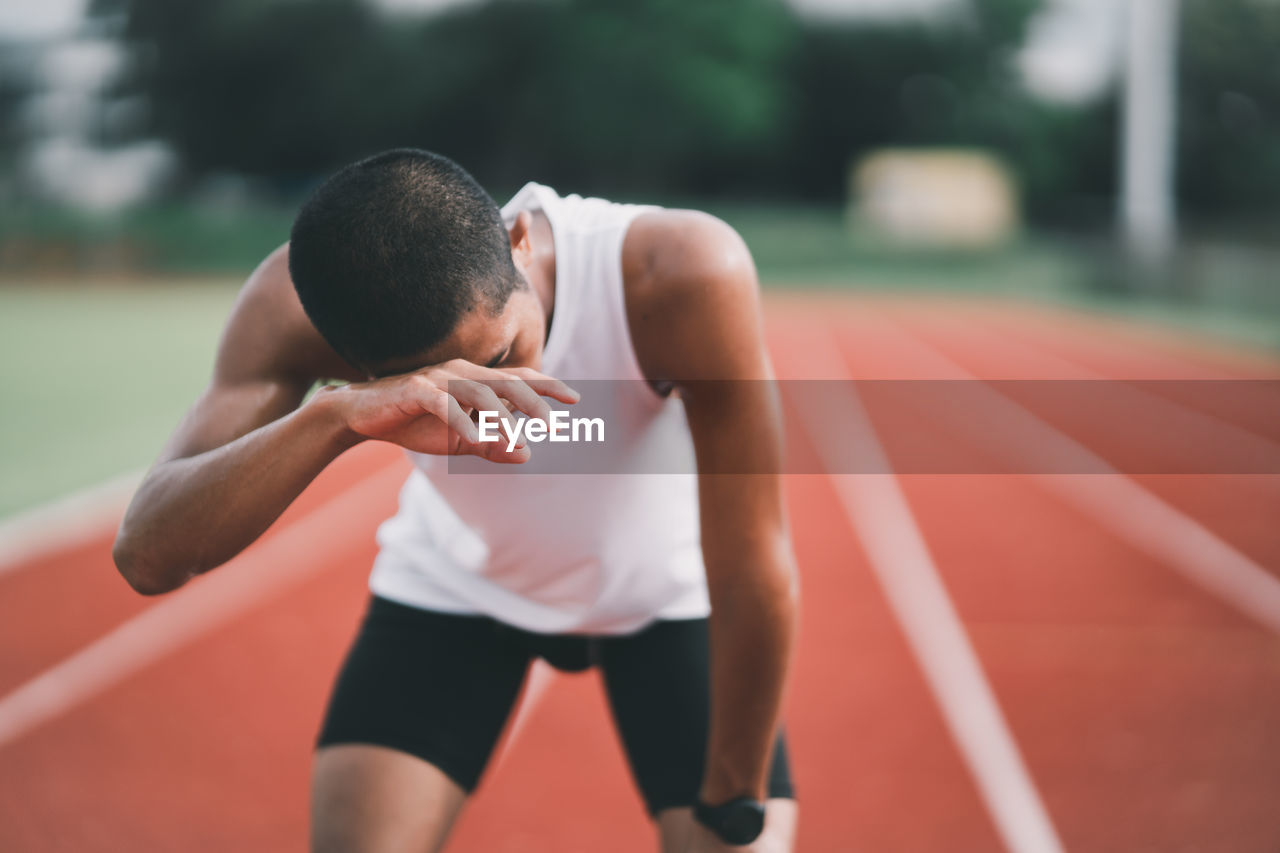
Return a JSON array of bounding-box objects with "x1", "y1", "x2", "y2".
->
[{"x1": 368, "y1": 183, "x2": 710, "y2": 634}]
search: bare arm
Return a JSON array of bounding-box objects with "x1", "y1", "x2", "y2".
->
[
  {"x1": 112, "y1": 385, "x2": 361, "y2": 595},
  {"x1": 114, "y1": 246, "x2": 576, "y2": 595},
  {"x1": 113, "y1": 247, "x2": 352, "y2": 593},
  {"x1": 626, "y1": 213, "x2": 799, "y2": 807}
]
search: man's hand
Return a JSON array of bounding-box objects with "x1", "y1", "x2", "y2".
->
[{"x1": 327, "y1": 359, "x2": 579, "y2": 462}]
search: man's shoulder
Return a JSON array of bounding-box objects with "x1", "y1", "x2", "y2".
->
[
  {"x1": 622, "y1": 208, "x2": 757, "y2": 322},
  {"x1": 621, "y1": 209, "x2": 763, "y2": 382}
]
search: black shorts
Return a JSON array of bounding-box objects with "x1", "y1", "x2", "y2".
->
[{"x1": 317, "y1": 595, "x2": 794, "y2": 814}]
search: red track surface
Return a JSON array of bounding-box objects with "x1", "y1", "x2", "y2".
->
[{"x1": 1, "y1": 295, "x2": 1277, "y2": 852}]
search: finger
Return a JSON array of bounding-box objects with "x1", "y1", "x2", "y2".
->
[
  {"x1": 506, "y1": 369, "x2": 580, "y2": 404},
  {"x1": 450, "y1": 380, "x2": 523, "y2": 447},
  {"x1": 425, "y1": 388, "x2": 479, "y2": 445},
  {"x1": 447, "y1": 362, "x2": 579, "y2": 405},
  {"x1": 489, "y1": 378, "x2": 553, "y2": 423},
  {"x1": 466, "y1": 434, "x2": 531, "y2": 464}
]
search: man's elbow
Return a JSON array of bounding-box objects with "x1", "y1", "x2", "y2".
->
[
  {"x1": 708, "y1": 534, "x2": 800, "y2": 607},
  {"x1": 760, "y1": 535, "x2": 801, "y2": 620},
  {"x1": 111, "y1": 534, "x2": 187, "y2": 596},
  {"x1": 772, "y1": 548, "x2": 801, "y2": 612}
]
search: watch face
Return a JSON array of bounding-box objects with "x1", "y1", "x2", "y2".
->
[{"x1": 720, "y1": 801, "x2": 766, "y2": 845}]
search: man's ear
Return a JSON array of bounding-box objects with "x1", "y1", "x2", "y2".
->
[{"x1": 508, "y1": 210, "x2": 533, "y2": 267}]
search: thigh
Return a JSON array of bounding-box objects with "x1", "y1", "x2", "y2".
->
[
  {"x1": 598, "y1": 619, "x2": 795, "y2": 817},
  {"x1": 313, "y1": 596, "x2": 532, "y2": 851}
]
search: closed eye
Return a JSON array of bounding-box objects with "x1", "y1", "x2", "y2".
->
[{"x1": 484, "y1": 345, "x2": 512, "y2": 369}]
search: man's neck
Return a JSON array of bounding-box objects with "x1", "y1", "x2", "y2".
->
[{"x1": 529, "y1": 209, "x2": 557, "y2": 337}]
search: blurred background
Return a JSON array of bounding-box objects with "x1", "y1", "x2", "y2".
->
[
  {"x1": 1, "y1": 0, "x2": 1277, "y2": 514},
  {"x1": 2, "y1": 4, "x2": 1280, "y2": 852}
]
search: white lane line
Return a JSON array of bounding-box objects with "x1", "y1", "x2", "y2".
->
[
  {"x1": 783, "y1": 328, "x2": 1066, "y2": 853},
  {"x1": 0, "y1": 470, "x2": 143, "y2": 576},
  {"x1": 946, "y1": 310, "x2": 1280, "y2": 460},
  {"x1": 872, "y1": 313, "x2": 1280, "y2": 636},
  {"x1": 0, "y1": 461, "x2": 407, "y2": 750}
]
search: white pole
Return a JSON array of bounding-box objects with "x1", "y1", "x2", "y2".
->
[{"x1": 1121, "y1": 0, "x2": 1180, "y2": 268}]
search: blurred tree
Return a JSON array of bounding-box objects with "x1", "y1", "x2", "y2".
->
[
  {"x1": 1177, "y1": 0, "x2": 1280, "y2": 218},
  {"x1": 0, "y1": 41, "x2": 37, "y2": 169},
  {"x1": 89, "y1": 0, "x2": 1129, "y2": 223},
  {"x1": 384, "y1": 0, "x2": 799, "y2": 194},
  {"x1": 520, "y1": 0, "x2": 798, "y2": 195},
  {"x1": 777, "y1": 0, "x2": 1116, "y2": 221},
  {"x1": 93, "y1": 0, "x2": 429, "y2": 186},
  {"x1": 94, "y1": 0, "x2": 797, "y2": 197},
  {"x1": 0, "y1": 63, "x2": 28, "y2": 161}
]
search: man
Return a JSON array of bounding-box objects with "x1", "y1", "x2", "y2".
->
[{"x1": 113, "y1": 148, "x2": 799, "y2": 852}]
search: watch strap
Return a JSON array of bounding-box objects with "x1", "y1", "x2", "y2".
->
[{"x1": 693, "y1": 795, "x2": 766, "y2": 845}]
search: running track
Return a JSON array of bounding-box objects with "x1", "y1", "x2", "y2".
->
[{"x1": 1, "y1": 294, "x2": 1277, "y2": 852}]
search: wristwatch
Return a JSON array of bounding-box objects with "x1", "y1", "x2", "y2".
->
[{"x1": 693, "y1": 796, "x2": 766, "y2": 845}]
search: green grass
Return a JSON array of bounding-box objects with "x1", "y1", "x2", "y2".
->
[
  {"x1": 718, "y1": 205, "x2": 1280, "y2": 350},
  {"x1": 0, "y1": 203, "x2": 293, "y2": 274},
  {"x1": 0, "y1": 280, "x2": 242, "y2": 518},
  {"x1": 714, "y1": 205, "x2": 1094, "y2": 294},
  {"x1": 2, "y1": 197, "x2": 1083, "y2": 288}
]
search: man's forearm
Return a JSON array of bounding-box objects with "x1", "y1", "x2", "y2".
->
[
  {"x1": 113, "y1": 390, "x2": 362, "y2": 594},
  {"x1": 700, "y1": 537, "x2": 798, "y2": 802}
]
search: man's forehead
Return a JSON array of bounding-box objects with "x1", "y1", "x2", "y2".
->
[{"x1": 429, "y1": 303, "x2": 513, "y2": 362}]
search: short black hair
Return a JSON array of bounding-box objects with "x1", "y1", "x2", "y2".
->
[{"x1": 288, "y1": 148, "x2": 521, "y2": 371}]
